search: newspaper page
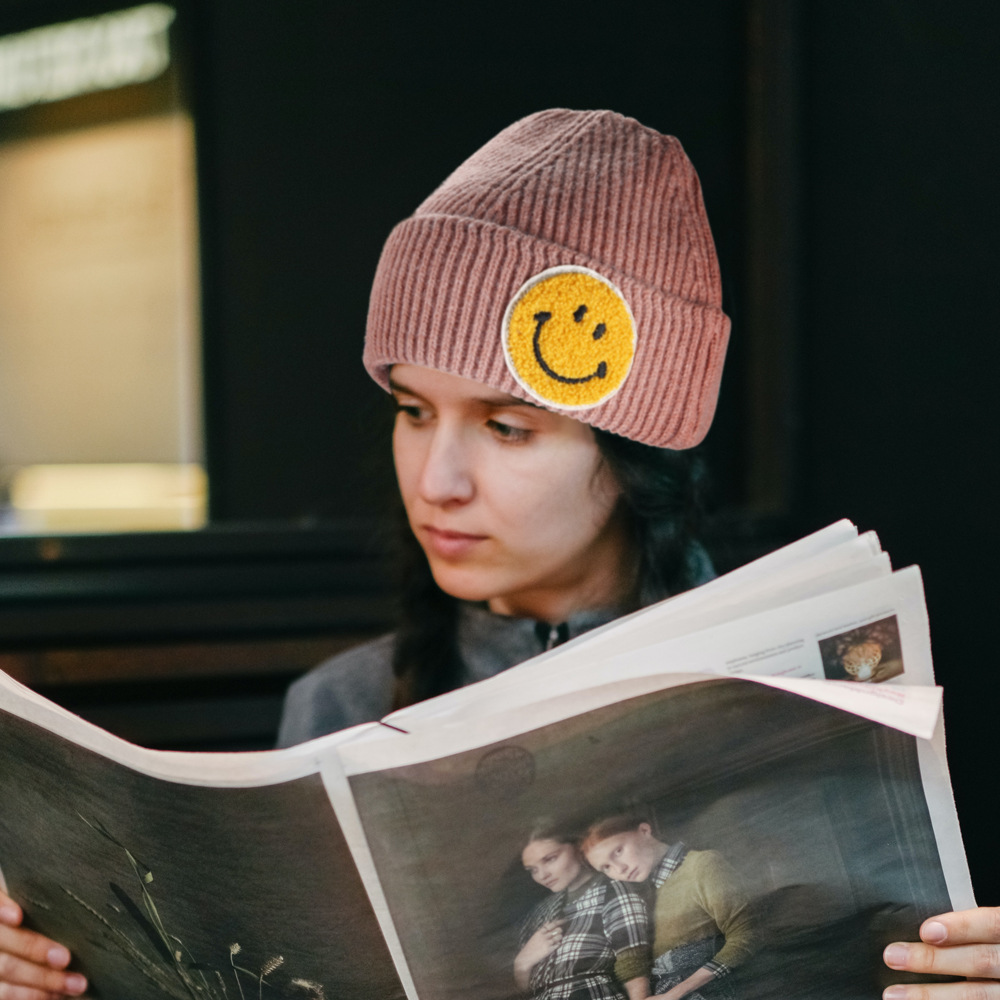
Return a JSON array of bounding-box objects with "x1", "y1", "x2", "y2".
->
[
  {"x1": 0, "y1": 671, "x2": 407, "y2": 1000},
  {"x1": 334, "y1": 672, "x2": 971, "y2": 1000},
  {"x1": 385, "y1": 564, "x2": 928, "y2": 739}
]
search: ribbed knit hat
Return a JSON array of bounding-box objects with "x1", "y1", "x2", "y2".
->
[{"x1": 364, "y1": 108, "x2": 729, "y2": 448}]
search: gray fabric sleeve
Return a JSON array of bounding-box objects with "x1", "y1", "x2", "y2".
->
[{"x1": 275, "y1": 633, "x2": 397, "y2": 747}]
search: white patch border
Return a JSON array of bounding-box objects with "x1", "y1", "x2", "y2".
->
[{"x1": 500, "y1": 264, "x2": 637, "y2": 411}]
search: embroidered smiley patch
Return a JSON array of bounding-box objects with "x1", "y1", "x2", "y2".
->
[{"x1": 502, "y1": 266, "x2": 636, "y2": 409}]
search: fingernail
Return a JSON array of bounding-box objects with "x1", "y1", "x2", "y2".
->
[
  {"x1": 922, "y1": 920, "x2": 948, "y2": 943},
  {"x1": 47, "y1": 945, "x2": 71, "y2": 968},
  {"x1": 64, "y1": 973, "x2": 88, "y2": 995},
  {"x1": 883, "y1": 988, "x2": 907, "y2": 1000},
  {"x1": 883, "y1": 943, "x2": 909, "y2": 969},
  {"x1": 0, "y1": 903, "x2": 20, "y2": 924}
]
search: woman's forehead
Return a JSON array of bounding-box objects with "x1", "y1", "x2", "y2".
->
[
  {"x1": 522, "y1": 838, "x2": 569, "y2": 861},
  {"x1": 389, "y1": 363, "x2": 531, "y2": 408}
]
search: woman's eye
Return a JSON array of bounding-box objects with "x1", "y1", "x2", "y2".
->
[
  {"x1": 392, "y1": 399, "x2": 425, "y2": 421},
  {"x1": 488, "y1": 419, "x2": 531, "y2": 442}
]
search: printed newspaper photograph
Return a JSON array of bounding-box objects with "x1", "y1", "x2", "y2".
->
[{"x1": 345, "y1": 677, "x2": 963, "y2": 1000}]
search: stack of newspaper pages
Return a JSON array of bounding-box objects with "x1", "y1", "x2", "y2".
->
[{"x1": 0, "y1": 520, "x2": 973, "y2": 1000}]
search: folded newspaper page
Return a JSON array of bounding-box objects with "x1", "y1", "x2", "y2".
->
[
  {"x1": 0, "y1": 522, "x2": 973, "y2": 1000},
  {"x1": 333, "y1": 673, "x2": 970, "y2": 1000},
  {"x1": 383, "y1": 522, "x2": 927, "y2": 734}
]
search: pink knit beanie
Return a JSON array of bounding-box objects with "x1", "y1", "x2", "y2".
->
[{"x1": 364, "y1": 108, "x2": 730, "y2": 448}]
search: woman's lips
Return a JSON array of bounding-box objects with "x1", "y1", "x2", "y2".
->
[{"x1": 421, "y1": 525, "x2": 488, "y2": 558}]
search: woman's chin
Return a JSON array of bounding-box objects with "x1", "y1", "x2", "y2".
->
[{"x1": 427, "y1": 564, "x2": 500, "y2": 605}]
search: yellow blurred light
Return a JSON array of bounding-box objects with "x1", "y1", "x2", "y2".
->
[{"x1": 10, "y1": 463, "x2": 206, "y2": 532}]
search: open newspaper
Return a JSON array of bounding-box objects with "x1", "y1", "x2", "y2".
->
[{"x1": 0, "y1": 521, "x2": 973, "y2": 1000}]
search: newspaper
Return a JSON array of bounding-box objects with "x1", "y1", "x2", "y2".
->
[{"x1": 0, "y1": 522, "x2": 974, "y2": 1000}]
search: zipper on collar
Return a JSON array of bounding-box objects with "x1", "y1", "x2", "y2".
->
[{"x1": 535, "y1": 620, "x2": 570, "y2": 651}]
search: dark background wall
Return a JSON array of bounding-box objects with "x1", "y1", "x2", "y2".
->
[
  {"x1": 796, "y1": 2, "x2": 998, "y2": 902},
  {"x1": 189, "y1": 0, "x2": 750, "y2": 523}
]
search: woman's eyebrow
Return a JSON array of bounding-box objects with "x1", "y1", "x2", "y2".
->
[
  {"x1": 481, "y1": 394, "x2": 537, "y2": 409},
  {"x1": 387, "y1": 376, "x2": 419, "y2": 396},
  {"x1": 387, "y1": 377, "x2": 434, "y2": 403},
  {"x1": 387, "y1": 377, "x2": 537, "y2": 409}
]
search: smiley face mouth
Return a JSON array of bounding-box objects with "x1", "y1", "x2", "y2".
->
[{"x1": 532, "y1": 309, "x2": 607, "y2": 385}]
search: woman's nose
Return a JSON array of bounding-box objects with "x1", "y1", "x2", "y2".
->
[{"x1": 417, "y1": 427, "x2": 475, "y2": 505}]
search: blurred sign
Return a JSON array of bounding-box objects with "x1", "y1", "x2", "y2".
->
[
  {"x1": 0, "y1": 4, "x2": 175, "y2": 112},
  {"x1": 0, "y1": 3, "x2": 203, "y2": 535}
]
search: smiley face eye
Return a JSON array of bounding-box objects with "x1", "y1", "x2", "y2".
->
[
  {"x1": 573, "y1": 304, "x2": 588, "y2": 323},
  {"x1": 592, "y1": 323, "x2": 606, "y2": 341}
]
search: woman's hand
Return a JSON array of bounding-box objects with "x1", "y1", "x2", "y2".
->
[
  {"x1": 513, "y1": 920, "x2": 566, "y2": 989},
  {"x1": 883, "y1": 906, "x2": 1000, "y2": 998},
  {"x1": 0, "y1": 889, "x2": 88, "y2": 999}
]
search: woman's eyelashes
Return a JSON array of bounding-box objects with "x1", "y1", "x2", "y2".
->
[
  {"x1": 487, "y1": 417, "x2": 532, "y2": 443},
  {"x1": 391, "y1": 394, "x2": 534, "y2": 442},
  {"x1": 391, "y1": 397, "x2": 428, "y2": 422}
]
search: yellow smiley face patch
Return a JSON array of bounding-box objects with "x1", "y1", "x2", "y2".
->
[{"x1": 501, "y1": 266, "x2": 636, "y2": 409}]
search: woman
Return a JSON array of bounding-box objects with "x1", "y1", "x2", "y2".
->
[
  {"x1": 0, "y1": 109, "x2": 995, "y2": 999},
  {"x1": 516, "y1": 824, "x2": 652, "y2": 1000},
  {"x1": 582, "y1": 816, "x2": 753, "y2": 1000},
  {"x1": 277, "y1": 106, "x2": 719, "y2": 746}
]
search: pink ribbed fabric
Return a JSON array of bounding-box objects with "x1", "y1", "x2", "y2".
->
[{"x1": 364, "y1": 108, "x2": 730, "y2": 448}]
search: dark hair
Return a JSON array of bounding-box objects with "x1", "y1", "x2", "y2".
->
[
  {"x1": 593, "y1": 431, "x2": 707, "y2": 607},
  {"x1": 389, "y1": 430, "x2": 709, "y2": 710},
  {"x1": 523, "y1": 819, "x2": 582, "y2": 849}
]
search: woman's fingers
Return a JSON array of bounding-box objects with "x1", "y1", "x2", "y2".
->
[
  {"x1": 0, "y1": 897, "x2": 21, "y2": 930},
  {"x1": 0, "y1": 948, "x2": 88, "y2": 998},
  {"x1": 0, "y1": 924, "x2": 70, "y2": 971},
  {"x1": 884, "y1": 939, "x2": 1000, "y2": 979},
  {"x1": 0, "y1": 893, "x2": 87, "y2": 998},
  {"x1": 882, "y1": 908, "x2": 1000, "y2": 998},
  {"x1": 882, "y1": 982, "x2": 1000, "y2": 1000},
  {"x1": 916, "y1": 909, "x2": 1000, "y2": 948}
]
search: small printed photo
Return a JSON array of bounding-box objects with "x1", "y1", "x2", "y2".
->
[{"x1": 818, "y1": 614, "x2": 904, "y2": 682}]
